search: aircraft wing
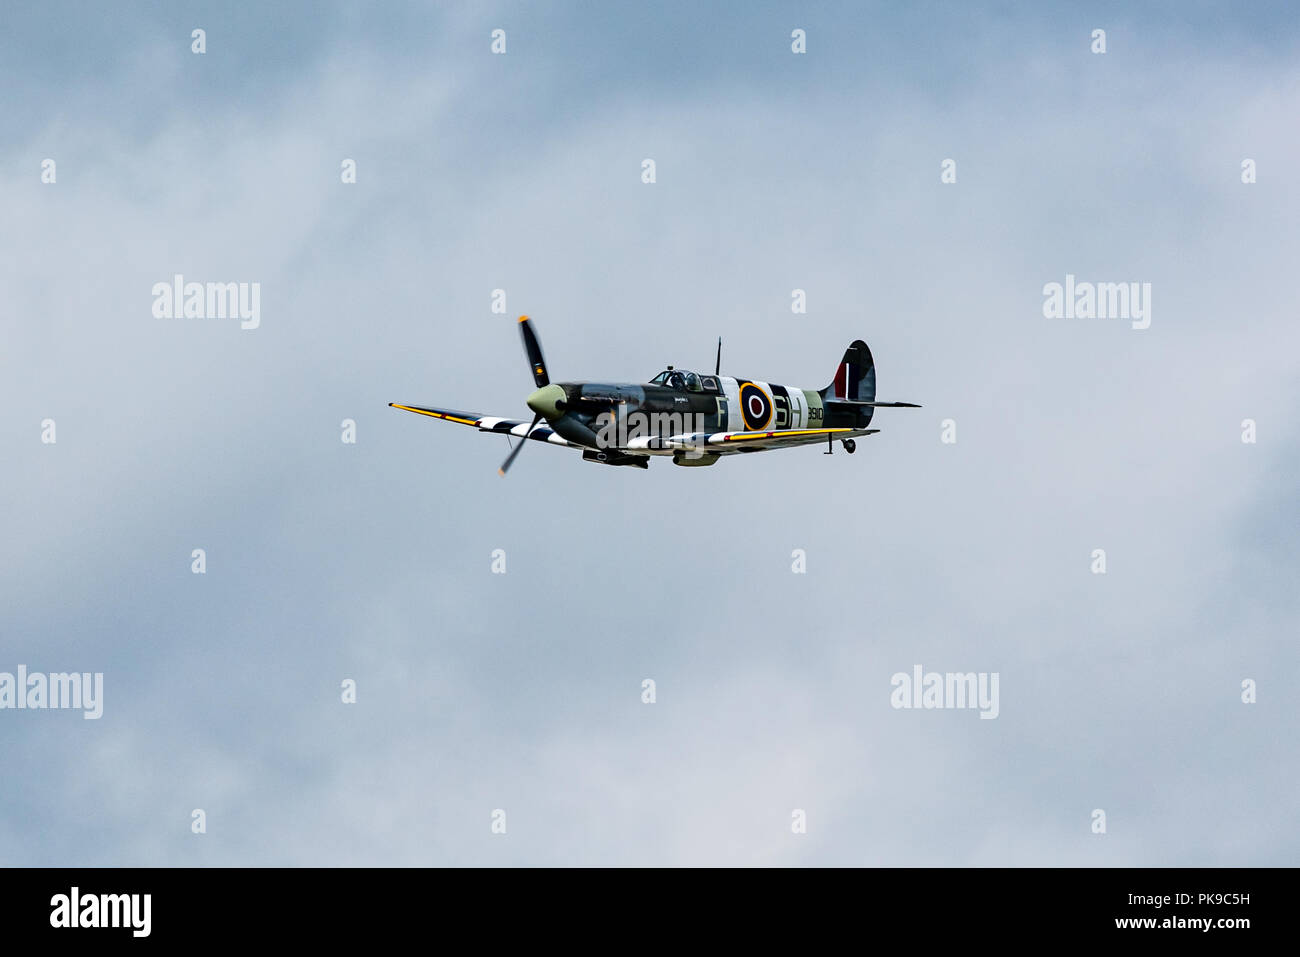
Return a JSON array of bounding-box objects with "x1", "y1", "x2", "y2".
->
[
  {"x1": 708, "y1": 427, "x2": 880, "y2": 453},
  {"x1": 388, "y1": 403, "x2": 581, "y2": 448},
  {"x1": 627, "y1": 426, "x2": 879, "y2": 454}
]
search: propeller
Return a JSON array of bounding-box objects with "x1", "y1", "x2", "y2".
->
[
  {"x1": 499, "y1": 316, "x2": 560, "y2": 477},
  {"x1": 520, "y1": 315, "x2": 548, "y2": 387},
  {"x1": 498, "y1": 411, "x2": 543, "y2": 477}
]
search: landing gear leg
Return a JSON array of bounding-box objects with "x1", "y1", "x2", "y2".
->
[
  {"x1": 824, "y1": 433, "x2": 833, "y2": 455},
  {"x1": 843, "y1": 439, "x2": 857, "y2": 454}
]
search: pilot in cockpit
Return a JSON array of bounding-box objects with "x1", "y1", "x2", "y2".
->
[{"x1": 654, "y1": 369, "x2": 702, "y2": 392}]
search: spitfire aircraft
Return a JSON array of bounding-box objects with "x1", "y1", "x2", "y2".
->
[{"x1": 390, "y1": 316, "x2": 920, "y2": 473}]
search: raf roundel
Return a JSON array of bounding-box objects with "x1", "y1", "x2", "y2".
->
[{"x1": 738, "y1": 382, "x2": 773, "y2": 430}]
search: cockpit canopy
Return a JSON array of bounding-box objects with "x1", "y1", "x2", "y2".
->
[
  {"x1": 649, "y1": 369, "x2": 723, "y2": 394},
  {"x1": 650, "y1": 369, "x2": 702, "y2": 392}
]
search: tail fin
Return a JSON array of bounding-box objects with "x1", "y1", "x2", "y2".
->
[
  {"x1": 817, "y1": 340, "x2": 921, "y2": 428},
  {"x1": 820, "y1": 340, "x2": 876, "y2": 403}
]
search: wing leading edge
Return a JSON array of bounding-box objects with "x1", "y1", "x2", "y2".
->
[{"x1": 388, "y1": 403, "x2": 580, "y2": 448}]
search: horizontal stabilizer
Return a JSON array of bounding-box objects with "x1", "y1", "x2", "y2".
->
[{"x1": 826, "y1": 399, "x2": 921, "y2": 408}]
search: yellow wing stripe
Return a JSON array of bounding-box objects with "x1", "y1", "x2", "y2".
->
[
  {"x1": 722, "y1": 428, "x2": 854, "y2": 442},
  {"x1": 389, "y1": 404, "x2": 479, "y2": 426}
]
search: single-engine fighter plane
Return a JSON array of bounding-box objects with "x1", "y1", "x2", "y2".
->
[{"x1": 390, "y1": 316, "x2": 920, "y2": 474}]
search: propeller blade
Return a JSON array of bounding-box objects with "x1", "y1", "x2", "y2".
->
[
  {"x1": 498, "y1": 411, "x2": 543, "y2": 477},
  {"x1": 518, "y1": 315, "x2": 549, "y2": 387}
]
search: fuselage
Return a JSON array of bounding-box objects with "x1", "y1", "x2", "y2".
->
[
  {"x1": 533, "y1": 370, "x2": 872, "y2": 453},
  {"x1": 393, "y1": 317, "x2": 904, "y2": 474}
]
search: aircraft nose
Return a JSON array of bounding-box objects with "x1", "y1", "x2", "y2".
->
[{"x1": 526, "y1": 383, "x2": 565, "y2": 419}]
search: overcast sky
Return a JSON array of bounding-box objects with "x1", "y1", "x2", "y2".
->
[{"x1": 1, "y1": 1, "x2": 1296, "y2": 866}]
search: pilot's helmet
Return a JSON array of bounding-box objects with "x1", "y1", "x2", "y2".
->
[
  {"x1": 684, "y1": 372, "x2": 701, "y2": 392},
  {"x1": 668, "y1": 372, "x2": 685, "y2": 389}
]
